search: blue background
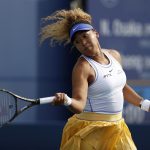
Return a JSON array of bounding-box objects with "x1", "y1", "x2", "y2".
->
[{"x1": 0, "y1": 0, "x2": 150, "y2": 149}]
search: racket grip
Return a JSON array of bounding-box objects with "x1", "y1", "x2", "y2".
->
[{"x1": 39, "y1": 96, "x2": 55, "y2": 104}]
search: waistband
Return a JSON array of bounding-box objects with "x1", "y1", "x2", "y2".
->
[{"x1": 75, "y1": 112, "x2": 122, "y2": 122}]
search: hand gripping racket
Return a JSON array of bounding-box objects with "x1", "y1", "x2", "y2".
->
[{"x1": 0, "y1": 89, "x2": 55, "y2": 127}]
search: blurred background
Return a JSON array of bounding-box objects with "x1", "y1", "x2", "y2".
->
[{"x1": 0, "y1": 0, "x2": 150, "y2": 149}]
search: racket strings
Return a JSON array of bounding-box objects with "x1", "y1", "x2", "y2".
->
[{"x1": 0, "y1": 91, "x2": 16, "y2": 126}]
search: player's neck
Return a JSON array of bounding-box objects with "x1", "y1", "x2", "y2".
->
[{"x1": 90, "y1": 51, "x2": 109, "y2": 65}]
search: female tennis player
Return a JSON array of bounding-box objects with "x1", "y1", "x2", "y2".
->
[{"x1": 40, "y1": 8, "x2": 150, "y2": 150}]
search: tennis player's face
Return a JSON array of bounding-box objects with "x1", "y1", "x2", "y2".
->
[{"x1": 73, "y1": 30, "x2": 100, "y2": 57}]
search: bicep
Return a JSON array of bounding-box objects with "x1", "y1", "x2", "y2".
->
[
  {"x1": 71, "y1": 62, "x2": 89, "y2": 105},
  {"x1": 72, "y1": 73, "x2": 88, "y2": 100}
]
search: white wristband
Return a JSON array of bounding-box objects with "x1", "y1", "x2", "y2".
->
[
  {"x1": 140, "y1": 99, "x2": 150, "y2": 112},
  {"x1": 64, "y1": 94, "x2": 72, "y2": 106}
]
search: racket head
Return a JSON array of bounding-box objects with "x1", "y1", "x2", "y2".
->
[{"x1": 0, "y1": 89, "x2": 17, "y2": 127}]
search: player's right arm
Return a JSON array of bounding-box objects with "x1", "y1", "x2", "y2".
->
[
  {"x1": 68, "y1": 58, "x2": 90, "y2": 113},
  {"x1": 53, "y1": 57, "x2": 92, "y2": 114}
]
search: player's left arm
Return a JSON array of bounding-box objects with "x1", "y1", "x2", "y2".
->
[
  {"x1": 108, "y1": 49, "x2": 150, "y2": 112},
  {"x1": 123, "y1": 83, "x2": 143, "y2": 107}
]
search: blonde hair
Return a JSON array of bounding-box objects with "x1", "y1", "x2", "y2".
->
[{"x1": 40, "y1": 8, "x2": 92, "y2": 46}]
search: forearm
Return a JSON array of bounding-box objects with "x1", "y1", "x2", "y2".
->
[
  {"x1": 123, "y1": 84, "x2": 143, "y2": 107},
  {"x1": 53, "y1": 93, "x2": 86, "y2": 113}
]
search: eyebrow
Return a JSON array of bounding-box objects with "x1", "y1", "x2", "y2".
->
[{"x1": 73, "y1": 30, "x2": 90, "y2": 42}]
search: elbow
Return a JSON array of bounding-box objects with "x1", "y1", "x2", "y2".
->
[
  {"x1": 69, "y1": 99, "x2": 85, "y2": 114},
  {"x1": 71, "y1": 107, "x2": 84, "y2": 114},
  {"x1": 75, "y1": 109, "x2": 83, "y2": 114},
  {"x1": 75, "y1": 104, "x2": 85, "y2": 114}
]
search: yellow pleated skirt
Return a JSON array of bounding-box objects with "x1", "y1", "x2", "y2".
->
[{"x1": 60, "y1": 112, "x2": 137, "y2": 150}]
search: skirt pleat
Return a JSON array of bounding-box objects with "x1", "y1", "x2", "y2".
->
[{"x1": 60, "y1": 112, "x2": 137, "y2": 150}]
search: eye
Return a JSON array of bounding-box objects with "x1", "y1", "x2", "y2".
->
[
  {"x1": 74, "y1": 40, "x2": 79, "y2": 45},
  {"x1": 82, "y1": 33, "x2": 88, "y2": 38}
]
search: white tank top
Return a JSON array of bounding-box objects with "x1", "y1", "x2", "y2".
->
[{"x1": 82, "y1": 51, "x2": 126, "y2": 114}]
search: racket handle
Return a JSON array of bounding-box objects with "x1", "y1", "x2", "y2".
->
[{"x1": 39, "y1": 96, "x2": 55, "y2": 104}]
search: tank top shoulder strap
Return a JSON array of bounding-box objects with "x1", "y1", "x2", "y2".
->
[
  {"x1": 80, "y1": 55, "x2": 98, "y2": 81},
  {"x1": 102, "y1": 50, "x2": 122, "y2": 68}
]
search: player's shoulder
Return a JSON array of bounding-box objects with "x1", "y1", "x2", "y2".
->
[
  {"x1": 73, "y1": 56, "x2": 91, "y2": 73},
  {"x1": 102, "y1": 48, "x2": 122, "y2": 64},
  {"x1": 103, "y1": 48, "x2": 121, "y2": 57}
]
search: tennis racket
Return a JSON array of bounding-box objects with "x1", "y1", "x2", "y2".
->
[{"x1": 0, "y1": 89, "x2": 55, "y2": 127}]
